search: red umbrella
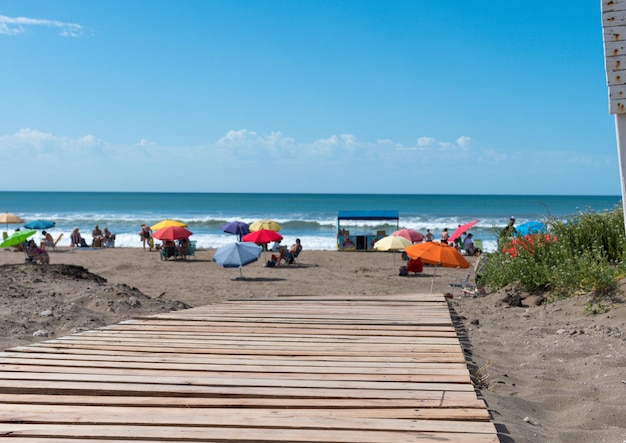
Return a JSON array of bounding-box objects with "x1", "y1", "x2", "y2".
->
[
  {"x1": 448, "y1": 220, "x2": 478, "y2": 242},
  {"x1": 391, "y1": 229, "x2": 424, "y2": 243},
  {"x1": 241, "y1": 229, "x2": 283, "y2": 244},
  {"x1": 152, "y1": 226, "x2": 193, "y2": 241}
]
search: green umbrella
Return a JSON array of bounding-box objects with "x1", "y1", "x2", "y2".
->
[{"x1": 0, "y1": 229, "x2": 36, "y2": 248}]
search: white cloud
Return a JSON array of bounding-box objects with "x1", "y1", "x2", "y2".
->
[
  {"x1": 456, "y1": 136, "x2": 471, "y2": 149},
  {"x1": 417, "y1": 136, "x2": 435, "y2": 147},
  {"x1": 0, "y1": 15, "x2": 83, "y2": 37},
  {"x1": 0, "y1": 127, "x2": 618, "y2": 194}
]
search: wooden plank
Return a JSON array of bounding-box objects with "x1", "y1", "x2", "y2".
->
[
  {"x1": 51, "y1": 334, "x2": 463, "y2": 347},
  {"x1": 0, "y1": 379, "x2": 480, "y2": 400},
  {"x1": 0, "y1": 424, "x2": 498, "y2": 443},
  {"x1": 0, "y1": 352, "x2": 471, "y2": 370},
  {"x1": 0, "y1": 292, "x2": 497, "y2": 442},
  {"x1": 0, "y1": 393, "x2": 489, "y2": 409},
  {"x1": 0, "y1": 364, "x2": 472, "y2": 383},
  {"x1": 0, "y1": 404, "x2": 495, "y2": 432},
  {"x1": 0, "y1": 371, "x2": 475, "y2": 393},
  {"x1": 7, "y1": 345, "x2": 468, "y2": 363}
]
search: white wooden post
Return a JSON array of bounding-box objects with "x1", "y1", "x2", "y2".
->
[{"x1": 602, "y1": 0, "x2": 626, "y2": 234}]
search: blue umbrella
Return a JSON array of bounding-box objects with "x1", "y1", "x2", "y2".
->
[
  {"x1": 220, "y1": 221, "x2": 250, "y2": 241},
  {"x1": 213, "y1": 242, "x2": 262, "y2": 278},
  {"x1": 24, "y1": 219, "x2": 56, "y2": 230},
  {"x1": 515, "y1": 221, "x2": 546, "y2": 236}
]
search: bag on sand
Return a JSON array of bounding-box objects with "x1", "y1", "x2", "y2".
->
[{"x1": 398, "y1": 266, "x2": 408, "y2": 276}]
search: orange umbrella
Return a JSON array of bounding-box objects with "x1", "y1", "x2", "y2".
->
[{"x1": 404, "y1": 242, "x2": 469, "y2": 268}]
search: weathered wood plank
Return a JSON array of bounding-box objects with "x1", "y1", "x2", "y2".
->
[
  {"x1": 0, "y1": 424, "x2": 499, "y2": 443},
  {"x1": 0, "y1": 292, "x2": 497, "y2": 442},
  {"x1": 0, "y1": 404, "x2": 495, "y2": 432},
  {"x1": 0, "y1": 352, "x2": 471, "y2": 370},
  {"x1": 0, "y1": 364, "x2": 472, "y2": 383},
  {"x1": 0, "y1": 393, "x2": 489, "y2": 409},
  {"x1": 0, "y1": 371, "x2": 475, "y2": 392}
]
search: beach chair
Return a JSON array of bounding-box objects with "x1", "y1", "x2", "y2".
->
[
  {"x1": 406, "y1": 258, "x2": 423, "y2": 274},
  {"x1": 285, "y1": 247, "x2": 302, "y2": 265},
  {"x1": 449, "y1": 272, "x2": 477, "y2": 296},
  {"x1": 185, "y1": 240, "x2": 197, "y2": 260},
  {"x1": 160, "y1": 246, "x2": 177, "y2": 261},
  {"x1": 44, "y1": 233, "x2": 63, "y2": 251}
]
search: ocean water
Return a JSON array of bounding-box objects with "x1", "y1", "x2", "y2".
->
[{"x1": 0, "y1": 192, "x2": 621, "y2": 252}]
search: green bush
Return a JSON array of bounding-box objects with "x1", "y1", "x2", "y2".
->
[{"x1": 480, "y1": 205, "x2": 626, "y2": 298}]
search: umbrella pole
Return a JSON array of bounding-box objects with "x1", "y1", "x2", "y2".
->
[{"x1": 430, "y1": 265, "x2": 438, "y2": 293}]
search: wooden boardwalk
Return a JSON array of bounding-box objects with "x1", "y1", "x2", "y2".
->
[{"x1": 0, "y1": 293, "x2": 497, "y2": 442}]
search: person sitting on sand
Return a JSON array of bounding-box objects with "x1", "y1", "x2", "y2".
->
[
  {"x1": 26, "y1": 240, "x2": 50, "y2": 264},
  {"x1": 92, "y1": 225, "x2": 104, "y2": 247},
  {"x1": 41, "y1": 231, "x2": 54, "y2": 249},
  {"x1": 463, "y1": 233, "x2": 479, "y2": 256},
  {"x1": 280, "y1": 238, "x2": 302, "y2": 265},
  {"x1": 103, "y1": 227, "x2": 116, "y2": 247},
  {"x1": 70, "y1": 227, "x2": 84, "y2": 247}
]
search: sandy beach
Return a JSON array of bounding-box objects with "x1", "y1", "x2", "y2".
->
[{"x1": 0, "y1": 246, "x2": 625, "y2": 442}]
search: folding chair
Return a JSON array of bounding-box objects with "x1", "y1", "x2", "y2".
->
[{"x1": 449, "y1": 272, "x2": 477, "y2": 296}]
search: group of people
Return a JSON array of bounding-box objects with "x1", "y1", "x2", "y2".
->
[
  {"x1": 434, "y1": 227, "x2": 481, "y2": 256},
  {"x1": 269, "y1": 238, "x2": 302, "y2": 266},
  {"x1": 70, "y1": 225, "x2": 116, "y2": 248}
]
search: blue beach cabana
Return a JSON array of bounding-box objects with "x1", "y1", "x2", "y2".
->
[{"x1": 337, "y1": 210, "x2": 400, "y2": 251}]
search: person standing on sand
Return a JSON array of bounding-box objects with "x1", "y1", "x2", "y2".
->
[
  {"x1": 140, "y1": 224, "x2": 153, "y2": 251},
  {"x1": 425, "y1": 229, "x2": 434, "y2": 242},
  {"x1": 440, "y1": 228, "x2": 449, "y2": 245},
  {"x1": 498, "y1": 216, "x2": 516, "y2": 249}
]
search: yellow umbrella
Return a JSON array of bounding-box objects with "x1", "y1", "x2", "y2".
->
[
  {"x1": 0, "y1": 212, "x2": 24, "y2": 230},
  {"x1": 374, "y1": 235, "x2": 412, "y2": 268},
  {"x1": 249, "y1": 219, "x2": 281, "y2": 232},
  {"x1": 150, "y1": 219, "x2": 187, "y2": 231}
]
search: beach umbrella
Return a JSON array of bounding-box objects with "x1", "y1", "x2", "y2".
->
[
  {"x1": 0, "y1": 229, "x2": 36, "y2": 249},
  {"x1": 0, "y1": 212, "x2": 24, "y2": 230},
  {"x1": 374, "y1": 235, "x2": 412, "y2": 251},
  {"x1": 213, "y1": 242, "x2": 262, "y2": 278},
  {"x1": 373, "y1": 235, "x2": 412, "y2": 268},
  {"x1": 150, "y1": 219, "x2": 187, "y2": 231},
  {"x1": 220, "y1": 221, "x2": 250, "y2": 241},
  {"x1": 249, "y1": 219, "x2": 281, "y2": 232},
  {"x1": 242, "y1": 229, "x2": 283, "y2": 262},
  {"x1": 448, "y1": 220, "x2": 478, "y2": 243},
  {"x1": 404, "y1": 242, "x2": 469, "y2": 269},
  {"x1": 152, "y1": 226, "x2": 193, "y2": 241},
  {"x1": 515, "y1": 221, "x2": 546, "y2": 237},
  {"x1": 242, "y1": 229, "x2": 283, "y2": 244},
  {"x1": 24, "y1": 219, "x2": 56, "y2": 230},
  {"x1": 391, "y1": 229, "x2": 424, "y2": 243}
]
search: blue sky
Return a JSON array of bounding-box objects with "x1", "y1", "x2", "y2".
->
[{"x1": 0, "y1": 1, "x2": 620, "y2": 195}]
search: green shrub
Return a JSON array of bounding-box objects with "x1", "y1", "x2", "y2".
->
[{"x1": 480, "y1": 205, "x2": 626, "y2": 299}]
